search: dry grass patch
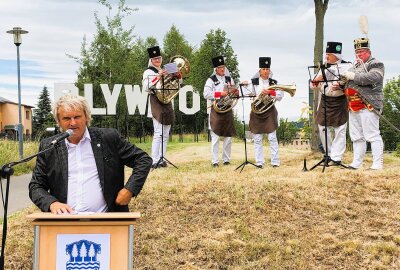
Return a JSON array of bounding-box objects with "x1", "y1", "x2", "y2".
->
[{"x1": 2, "y1": 142, "x2": 400, "y2": 269}]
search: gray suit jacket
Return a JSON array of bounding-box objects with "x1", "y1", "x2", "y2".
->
[{"x1": 29, "y1": 127, "x2": 152, "y2": 212}]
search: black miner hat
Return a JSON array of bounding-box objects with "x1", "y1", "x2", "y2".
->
[
  {"x1": 212, "y1": 56, "x2": 225, "y2": 68},
  {"x1": 147, "y1": 46, "x2": 161, "y2": 58},
  {"x1": 259, "y1": 57, "x2": 271, "y2": 68},
  {"x1": 326, "y1": 41, "x2": 342, "y2": 54}
]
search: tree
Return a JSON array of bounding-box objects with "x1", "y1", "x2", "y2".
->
[
  {"x1": 381, "y1": 76, "x2": 400, "y2": 151},
  {"x1": 72, "y1": 244, "x2": 78, "y2": 262},
  {"x1": 89, "y1": 244, "x2": 96, "y2": 261},
  {"x1": 162, "y1": 25, "x2": 195, "y2": 137},
  {"x1": 310, "y1": 0, "x2": 330, "y2": 151},
  {"x1": 276, "y1": 118, "x2": 299, "y2": 145},
  {"x1": 189, "y1": 29, "x2": 240, "y2": 133},
  {"x1": 69, "y1": 0, "x2": 140, "y2": 137},
  {"x1": 32, "y1": 86, "x2": 54, "y2": 137}
]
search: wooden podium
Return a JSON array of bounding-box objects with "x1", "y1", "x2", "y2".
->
[{"x1": 26, "y1": 212, "x2": 140, "y2": 270}]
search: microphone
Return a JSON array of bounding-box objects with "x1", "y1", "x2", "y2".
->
[{"x1": 50, "y1": 129, "x2": 73, "y2": 145}]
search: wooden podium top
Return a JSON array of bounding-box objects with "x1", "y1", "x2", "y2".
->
[{"x1": 27, "y1": 212, "x2": 141, "y2": 221}]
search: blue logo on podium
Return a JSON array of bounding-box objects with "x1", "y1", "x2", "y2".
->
[{"x1": 65, "y1": 239, "x2": 101, "y2": 270}]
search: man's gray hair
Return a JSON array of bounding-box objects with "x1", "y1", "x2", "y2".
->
[{"x1": 53, "y1": 94, "x2": 92, "y2": 126}]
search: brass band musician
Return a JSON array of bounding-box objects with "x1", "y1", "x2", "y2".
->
[
  {"x1": 203, "y1": 56, "x2": 238, "y2": 167},
  {"x1": 142, "y1": 46, "x2": 181, "y2": 169},
  {"x1": 310, "y1": 41, "x2": 351, "y2": 164},
  {"x1": 247, "y1": 57, "x2": 283, "y2": 168},
  {"x1": 342, "y1": 38, "x2": 385, "y2": 170}
]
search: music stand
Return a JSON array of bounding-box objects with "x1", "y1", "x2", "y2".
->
[
  {"x1": 306, "y1": 63, "x2": 348, "y2": 172},
  {"x1": 149, "y1": 74, "x2": 178, "y2": 170},
  {"x1": 235, "y1": 84, "x2": 258, "y2": 173}
]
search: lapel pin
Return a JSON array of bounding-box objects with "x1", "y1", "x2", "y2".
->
[{"x1": 97, "y1": 143, "x2": 101, "y2": 147}]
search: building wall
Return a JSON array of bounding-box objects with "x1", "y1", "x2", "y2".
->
[{"x1": 0, "y1": 102, "x2": 32, "y2": 135}]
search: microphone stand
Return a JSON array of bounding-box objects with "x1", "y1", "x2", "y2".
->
[
  {"x1": 306, "y1": 64, "x2": 348, "y2": 172},
  {"x1": 0, "y1": 143, "x2": 56, "y2": 270},
  {"x1": 235, "y1": 85, "x2": 258, "y2": 173},
  {"x1": 153, "y1": 74, "x2": 178, "y2": 170}
]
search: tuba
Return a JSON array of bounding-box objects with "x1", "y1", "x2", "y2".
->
[
  {"x1": 212, "y1": 84, "x2": 239, "y2": 113},
  {"x1": 251, "y1": 84, "x2": 296, "y2": 114},
  {"x1": 154, "y1": 55, "x2": 190, "y2": 104}
]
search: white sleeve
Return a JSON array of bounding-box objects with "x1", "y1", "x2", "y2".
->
[
  {"x1": 203, "y1": 78, "x2": 215, "y2": 100},
  {"x1": 142, "y1": 69, "x2": 159, "y2": 93}
]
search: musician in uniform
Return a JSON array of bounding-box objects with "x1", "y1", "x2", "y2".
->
[
  {"x1": 248, "y1": 57, "x2": 283, "y2": 168},
  {"x1": 342, "y1": 38, "x2": 385, "y2": 170},
  {"x1": 203, "y1": 56, "x2": 237, "y2": 167},
  {"x1": 310, "y1": 41, "x2": 350, "y2": 164},
  {"x1": 142, "y1": 46, "x2": 179, "y2": 169}
]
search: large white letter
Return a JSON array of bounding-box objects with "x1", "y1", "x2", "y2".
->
[
  {"x1": 84, "y1": 84, "x2": 106, "y2": 115},
  {"x1": 53, "y1": 83, "x2": 79, "y2": 102},
  {"x1": 100, "y1": 84, "x2": 122, "y2": 115},
  {"x1": 178, "y1": 85, "x2": 200, "y2": 115},
  {"x1": 125, "y1": 85, "x2": 148, "y2": 115}
]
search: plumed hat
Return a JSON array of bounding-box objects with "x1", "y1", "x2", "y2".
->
[{"x1": 354, "y1": 38, "x2": 369, "y2": 50}]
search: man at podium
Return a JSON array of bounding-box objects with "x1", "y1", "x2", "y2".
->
[{"x1": 29, "y1": 94, "x2": 152, "y2": 214}]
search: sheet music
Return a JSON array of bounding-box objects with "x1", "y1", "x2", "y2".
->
[{"x1": 164, "y1": 63, "x2": 178, "y2": 74}]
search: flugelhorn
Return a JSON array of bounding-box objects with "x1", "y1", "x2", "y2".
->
[{"x1": 251, "y1": 84, "x2": 296, "y2": 114}]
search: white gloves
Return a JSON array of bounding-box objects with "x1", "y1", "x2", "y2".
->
[{"x1": 344, "y1": 71, "x2": 355, "y2": 81}]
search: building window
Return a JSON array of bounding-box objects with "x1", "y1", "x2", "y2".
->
[{"x1": 26, "y1": 110, "x2": 30, "y2": 120}]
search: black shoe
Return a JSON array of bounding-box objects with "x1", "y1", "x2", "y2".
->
[
  {"x1": 151, "y1": 164, "x2": 159, "y2": 169},
  {"x1": 160, "y1": 161, "x2": 167, "y2": 167},
  {"x1": 272, "y1": 165, "x2": 279, "y2": 168},
  {"x1": 212, "y1": 163, "x2": 219, "y2": 167},
  {"x1": 330, "y1": 160, "x2": 342, "y2": 166},
  {"x1": 256, "y1": 164, "x2": 264, "y2": 169},
  {"x1": 223, "y1": 161, "x2": 230, "y2": 166}
]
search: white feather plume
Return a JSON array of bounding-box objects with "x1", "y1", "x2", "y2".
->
[{"x1": 358, "y1": 15, "x2": 369, "y2": 37}]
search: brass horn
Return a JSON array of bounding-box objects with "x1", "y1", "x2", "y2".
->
[
  {"x1": 155, "y1": 55, "x2": 190, "y2": 104},
  {"x1": 212, "y1": 85, "x2": 239, "y2": 113},
  {"x1": 251, "y1": 84, "x2": 296, "y2": 114}
]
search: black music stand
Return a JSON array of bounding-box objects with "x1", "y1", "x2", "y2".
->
[
  {"x1": 235, "y1": 84, "x2": 258, "y2": 173},
  {"x1": 306, "y1": 63, "x2": 348, "y2": 172},
  {"x1": 150, "y1": 74, "x2": 178, "y2": 170}
]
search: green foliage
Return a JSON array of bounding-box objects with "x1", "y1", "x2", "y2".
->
[
  {"x1": 32, "y1": 86, "x2": 55, "y2": 138},
  {"x1": 276, "y1": 118, "x2": 299, "y2": 145},
  {"x1": 382, "y1": 76, "x2": 400, "y2": 151}
]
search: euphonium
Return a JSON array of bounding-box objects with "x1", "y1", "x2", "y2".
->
[
  {"x1": 212, "y1": 85, "x2": 239, "y2": 113},
  {"x1": 155, "y1": 55, "x2": 190, "y2": 104},
  {"x1": 251, "y1": 84, "x2": 296, "y2": 114}
]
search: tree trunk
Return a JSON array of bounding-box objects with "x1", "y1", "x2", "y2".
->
[{"x1": 311, "y1": 0, "x2": 329, "y2": 151}]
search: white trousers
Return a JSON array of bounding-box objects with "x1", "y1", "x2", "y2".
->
[
  {"x1": 318, "y1": 123, "x2": 347, "y2": 162},
  {"x1": 253, "y1": 131, "x2": 280, "y2": 166},
  {"x1": 210, "y1": 130, "x2": 232, "y2": 165},
  {"x1": 151, "y1": 118, "x2": 171, "y2": 164},
  {"x1": 349, "y1": 109, "x2": 383, "y2": 169}
]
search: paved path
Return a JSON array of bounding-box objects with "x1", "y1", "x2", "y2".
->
[{"x1": 0, "y1": 173, "x2": 34, "y2": 216}]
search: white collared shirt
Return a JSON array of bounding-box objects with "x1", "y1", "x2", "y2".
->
[{"x1": 66, "y1": 128, "x2": 107, "y2": 213}]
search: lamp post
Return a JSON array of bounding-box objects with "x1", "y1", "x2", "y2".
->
[{"x1": 7, "y1": 27, "x2": 28, "y2": 159}]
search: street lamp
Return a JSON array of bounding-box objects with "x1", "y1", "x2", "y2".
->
[{"x1": 6, "y1": 27, "x2": 28, "y2": 159}]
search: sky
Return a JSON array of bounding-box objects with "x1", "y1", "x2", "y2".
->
[{"x1": 1, "y1": 0, "x2": 399, "y2": 122}]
